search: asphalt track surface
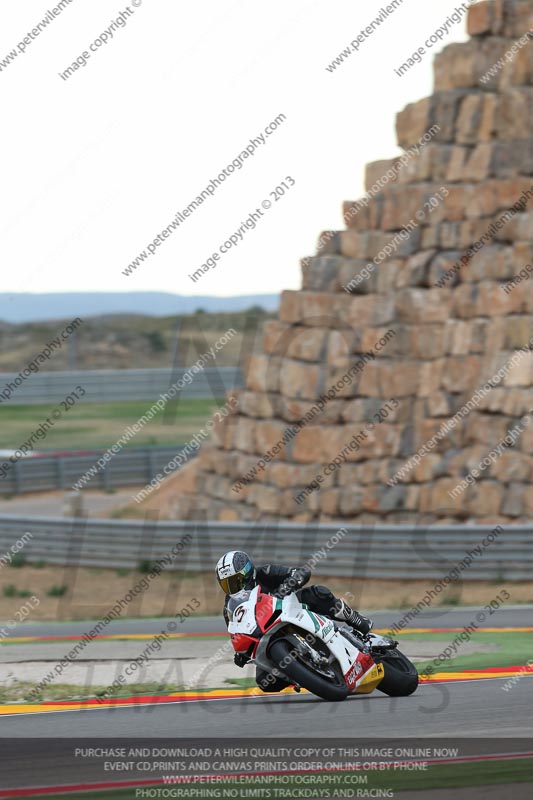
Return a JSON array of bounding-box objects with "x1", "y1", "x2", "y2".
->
[
  {"x1": 3, "y1": 673, "x2": 532, "y2": 738},
  {"x1": 1, "y1": 678, "x2": 532, "y2": 793},
  {"x1": 1, "y1": 608, "x2": 532, "y2": 793},
  {"x1": 1, "y1": 607, "x2": 532, "y2": 739},
  {"x1": 4, "y1": 605, "x2": 532, "y2": 639}
]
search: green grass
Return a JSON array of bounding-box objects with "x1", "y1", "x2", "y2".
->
[
  {"x1": 18, "y1": 759, "x2": 533, "y2": 798},
  {"x1": 137, "y1": 560, "x2": 158, "y2": 574},
  {"x1": 8, "y1": 553, "x2": 27, "y2": 568},
  {"x1": 0, "y1": 632, "x2": 227, "y2": 646},
  {"x1": 224, "y1": 676, "x2": 257, "y2": 689},
  {"x1": 398, "y1": 630, "x2": 533, "y2": 673},
  {"x1": 46, "y1": 585, "x2": 68, "y2": 597},
  {"x1": 1, "y1": 584, "x2": 33, "y2": 598},
  {"x1": 0, "y1": 398, "x2": 222, "y2": 451}
]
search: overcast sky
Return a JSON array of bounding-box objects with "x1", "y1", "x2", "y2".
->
[{"x1": 0, "y1": 0, "x2": 471, "y2": 304}]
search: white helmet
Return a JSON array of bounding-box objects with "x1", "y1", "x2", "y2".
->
[{"x1": 215, "y1": 551, "x2": 256, "y2": 595}]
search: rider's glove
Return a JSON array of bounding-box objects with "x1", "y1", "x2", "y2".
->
[
  {"x1": 291, "y1": 567, "x2": 311, "y2": 587},
  {"x1": 277, "y1": 568, "x2": 311, "y2": 596},
  {"x1": 234, "y1": 652, "x2": 251, "y2": 668}
]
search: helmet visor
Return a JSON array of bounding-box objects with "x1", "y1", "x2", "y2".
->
[{"x1": 219, "y1": 560, "x2": 254, "y2": 595}]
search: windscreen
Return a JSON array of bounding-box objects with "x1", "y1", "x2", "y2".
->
[{"x1": 227, "y1": 589, "x2": 251, "y2": 616}]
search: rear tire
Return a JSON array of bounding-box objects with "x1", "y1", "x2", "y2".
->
[
  {"x1": 269, "y1": 639, "x2": 348, "y2": 702},
  {"x1": 374, "y1": 650, "x2": 418, "y2": 696}
]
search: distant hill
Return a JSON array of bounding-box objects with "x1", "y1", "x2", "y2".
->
[
  {"x1": 0, "y1": 307, "x2": 275, "y2": 372},
  {"x1": 0, "y1": 292, "x2": 279, "y2": 323}
]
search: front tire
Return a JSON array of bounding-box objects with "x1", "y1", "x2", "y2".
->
[
  {"x1": 374, "y1": 649, "x2": 418, "y2": 696},
  {"x1": 269, "y1": 639, "x2": 348, "y2": 702}
]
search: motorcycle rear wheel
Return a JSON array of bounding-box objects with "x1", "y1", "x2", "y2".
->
[
  {"x1": 374, "y1": 650, "x2": 419, "y2": 696},
  {"x1": 269, "y1": 638, "x2": 348, "y2": 702}
]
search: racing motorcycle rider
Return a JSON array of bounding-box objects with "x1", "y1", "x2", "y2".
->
[{"x1": 216, "y1": 550, "x2": 373, "y2": 693}]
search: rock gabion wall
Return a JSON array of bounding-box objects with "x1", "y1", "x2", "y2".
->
[{"x1": 176, "y1": 0, "x2": 533, "y2": 524}]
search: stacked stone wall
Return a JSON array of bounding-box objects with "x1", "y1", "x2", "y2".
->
[{"x1": 175, "y1": 0, "x2": 533, "y2": 525}]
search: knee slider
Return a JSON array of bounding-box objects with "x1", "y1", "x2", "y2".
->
[{"x1": 311, "y1": 585, "x2": 335, "y2": 602}]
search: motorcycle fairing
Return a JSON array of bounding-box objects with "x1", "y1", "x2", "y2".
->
[{"x1": 254, "y1": 592, "x2": 377, "y2": 692}]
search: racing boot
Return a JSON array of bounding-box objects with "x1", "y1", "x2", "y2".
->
[{"x1": 332, "y1": 599, "x2": 373, "y2": 636}]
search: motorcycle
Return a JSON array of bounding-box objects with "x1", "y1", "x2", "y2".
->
[{"x1": 227, "y1": 585, "x2": 418, "y2": 701}]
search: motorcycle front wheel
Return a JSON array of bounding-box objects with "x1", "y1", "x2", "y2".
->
[{"x1": 269, "y1": 638, "x2": 349, "y2": 702}]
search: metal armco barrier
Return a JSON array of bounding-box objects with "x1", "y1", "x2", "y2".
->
[
  {"x1": 0, "y1": 447, "x2": 185, "y2": 495},
  {"x1": 0, "y1": 367, "x2": 242, "y2": 405},
  {"x1": 0, "y1": 518, "x2": 530, "y2": 580}
]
